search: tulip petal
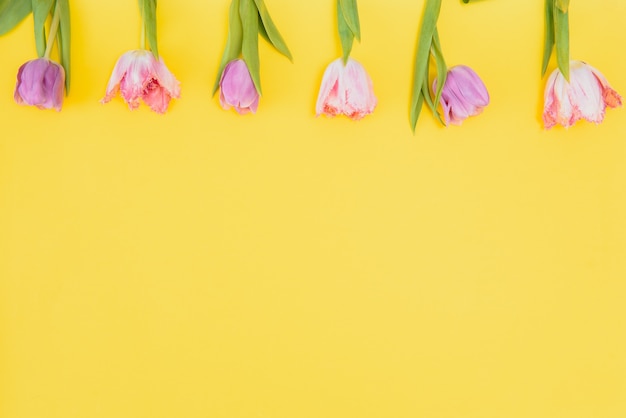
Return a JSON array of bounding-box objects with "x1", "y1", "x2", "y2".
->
[
  {"x1": 14, "y1": 58, "x2": 65, "y2": 111},
  {"x1": 315, "y1": 59, "x2": 344, "y2": 117},
  {"x1": 343, "y1": 59, "x2": 377, "y2": 120},
  {"x1": 543, "y1": 60, "x2": 621, "y2": 129},
  {"x1": 315, "y1": 58, "x2": 376, "y2": 120},
  {"x1": 218, "y1": 59, "x2": 260, "y2": 114},
  {"x1": 102, "y1": 49, "x2": 180, "y2": 113},
  {"x1": 434, "y1": 65, "x2": 489, "y2": 126}
]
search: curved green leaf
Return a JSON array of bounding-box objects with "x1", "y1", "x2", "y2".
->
[
  {"x1": 0, "y1": 0, "x2": 32, "y2": 36},
  {"x1": 56, "y1": 0, "x2": 70, "y2": 93},
  {"x1": 338, "y1": 0, "x2": 360, "y2": 41},
  {"x1": 139, "y1": 0, "x2": 158, "y2": 58},
  {"x1": 213, "y1": 0, "x2": 243, "y2": 95},
  {"x1": 410, "y1": 0, "x2": 441, "y2": 132},
  {"x1": 541, "y1": 0, "x2": 554, "y2": 76},
  {"x1": 431, "y1": 27, "x2": 446, "y2": 114},
  {"x1": 337, "y1": 0, "x2": 354, "y2": 63},
  {"x1": 554, "y1": 3, "x2": 569, "y2": 80},
  {"x1": 32, "y1": 0, "x2": 54, "y2": 57},
  {"x1": 240, "y1": 0, "x2": 261, "y2": 95},
  {"x1": 253, "y1": 0, "x2": 292, "y2": 61}
]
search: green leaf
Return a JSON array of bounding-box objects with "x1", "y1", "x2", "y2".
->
[
  {"x1": 32, "y1": 0, "x2": 54, "y2": 57},
  {"x1": 240, "y1": 0, "x2": 261, "y2": 95},
  {"x1": 420, "y1": 69, "x2": 445, "y2": 126},
  {"x1": 338, "y1": 0, "x2": 360, "y2": 41},
  {"x1": 541, "y1": 0, "x2": 554, "y2": 76},
  {"x1": 554, "y1": 3, "x2": 569, "y2": 80},
  {"x1": 337, "y1": 0, "x2": 354, "y2": 63},
  {"x1": 213, "y1": 0, "x2": 243, "y2": 95},
  {"x1": 56, "y1": 0, "x2": 70, "y2": 93},
  {"x1": 139, "y1": 0, "x2": 158, "y2": 58},
  {"x1": 0, "y1": 0, "x2": 32, "y2": 36},
  {"x1": 555, "y1": 0, "x2": 568, "y2": 13},
  {"x1": 410, "y1": 0, "x2": 441, "y2": 132},
  {"x1": 213, "y1": 0, "x2": 244, "y2": 95},
  {"x1": 431, "y1": 27, "x2": 446, "y2": 116},
  {"x1": 253, "y1": 0, "x2": 292, "y2": 61}
]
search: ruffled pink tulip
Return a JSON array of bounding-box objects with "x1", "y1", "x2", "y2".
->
[
  {"x1": 543, "y1": 60, "x2": 622, "y2": 129},
  {"x1": 219, "y1": 59, "x2": 259, "y2": 115},
  {"x1": 432, "y1": 65, "x2": 489, "y2": 126},
  {"x1": 316, "y1": 58, "x2": 377, "y2": 121},
  {"x1": 14, "y1": 58, "x2": 65, "y2": 111},
  {"x1": 102, "y1": 50, "x2": 180, "y2": 114}
]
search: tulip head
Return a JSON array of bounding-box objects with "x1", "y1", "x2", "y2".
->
[
  {"x1": 316, "y1": 58, "x2": 377, "y2": 121},
  {"x1": 218, "y1": 59, "x2": 259, "y2": 115},
  {"x1": 102, "y1": 50, "x2": 181, "y2": 114},
  {"x1": 543, "y1": 60, "x2": 622, "y2": 129},
  {"x1": 14, "y1": 58, "x2": 65, "y2": 111},
  {"x1": 433, "y1": 65, "x2": 489, "y2": 126}
]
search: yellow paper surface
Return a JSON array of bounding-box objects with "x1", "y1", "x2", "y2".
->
[{"x1": 1, "y1": 1, "x2": 626, "y2": 417}]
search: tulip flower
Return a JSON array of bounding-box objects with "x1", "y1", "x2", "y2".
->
[
  {"x1": 102, "y1": 50, "x2": 180, "y2": 114},
  {"x1": 316, "y1": 58, "x2": 377, "y2": 121},
  {"x1": 13, "y1": 58, "x2": 65, "y2": 111},
  {"x1": 543, "y1": 60, "x2": 622, "y2": 129},
  {"x1": 218, "y1": 59, "x2": 259, "y2": 115},
  {"x1": 432, "y1": 65, "x2": 489, "y2": 126}
]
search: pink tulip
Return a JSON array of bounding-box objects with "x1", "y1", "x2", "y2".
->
[
  {"x1": 432, "y1": 65, "x2": 489, "y2": 126},
  {"x1": 102, "y1": 50, "x2": 180, "y2": 114},
  {"x1": 543, "y1": 60, "x2": 622, "y2": 129},
  {"x1": 316, "y1": 58, "x2": 377, "y2": 121},
  {"x1": 14, "y1": 58, "x2": 65, "y2": 111},
  {"x1": 219, "y1": 59, "x2": 259, "y2": 115}
]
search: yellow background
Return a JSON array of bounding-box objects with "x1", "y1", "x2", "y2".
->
[{"x1": 1, "y1": 1, "x2": 626, "y2": 417}]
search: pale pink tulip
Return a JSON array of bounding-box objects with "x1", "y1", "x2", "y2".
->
[
  {"x1": 433, "y1": 65, "x2": 489, "y2": 126},
  {"x1": 219, "y1": 59, "x2": 259, "y2": 114},
  {"x1": 543, "y1": 60, "x2": 622, "y2": 129},
  {"x1": 14, "y1": 58, "x2": 65, "y2": 111},
  {"x1": 316, "y1": 58, "x2": 377, "y2": 121},
  {"x1": 102, "y1": 50, "x2": 180, "y2": 114}
]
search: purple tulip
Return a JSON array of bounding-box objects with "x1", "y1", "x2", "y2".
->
[
  {"x1": 543, "y1": 60, "x2": 622, "y2": 129},
  {"x1": 14, "y1": 58, "x2": 65, "y2": 111},
  {"x1": 433, "y1": 65, "x2": 489, "y2": 126},
  {"x1": 219, "y1": 59, "x2": 259, "y2": 115}
]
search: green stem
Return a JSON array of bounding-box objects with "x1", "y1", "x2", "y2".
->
[{"x1": 43, "y1": 2, "x2": 61, "y2": 59}]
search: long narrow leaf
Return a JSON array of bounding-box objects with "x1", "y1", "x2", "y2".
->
[
  {"x1": 541, "y1": 0, "x2": 554, "y2": 76},
  {"x1": 554, "y1": 3, "x2": 569, "y2": 80},
  {"x1": 421, "y1": 76, "x2": 444, "y2": 126},
  {"x1": 56, "y1": 0, "x2": 70, "y2": 93},
  {"x1": 253, "y1": 0, "x2": 292, "y2": 61},
  {"x1": 555, "y1": 0, "x2": 569, "y2": 13},
  {"x1": 240, "y1": 0, "x2": 261, "y2": 95},
  {"x1": 337, "y1": 0, "x2": 354, "y2": 63},
  {"x1": 410, "y1": 0, "x2": 441, "y2": 131},
  {"x1": 431, "y1": 27, "x2": 446, "y2": 115},
  {"x1": 139, "y1": 0, "x2": 158, "y2": 57},
  {"x1": 213, "y1": 0, "x2": 243, "y2": 95},
  {"x1": 0, "y1": 0, "x2": 32, "y2": 36},
  {"x1": 338, "y1": 0, "x2": 360, "y2": 41},
  {"x1": 32, "y1": 0, "x2": 54, "y2": 57}
]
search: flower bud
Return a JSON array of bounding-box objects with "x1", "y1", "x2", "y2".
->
[
  {"x1": 316, "y1": 58, "x2": 377, "y2": 121},
  {"x1": 14, "y1": 58, "x2": 65, "y2": 111},
  {"x1": 102, "y1": 50, "x2": 181, "y2": 114},
  {"x1": 543, "y1": 60, "x2": 622, "y2": 129},
  {"x1": 218, "y1": 59, "x2": 260, "y2": 115},
  {"x1": 433, "y1": 65, "x2": 489, "y2": 126}
]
